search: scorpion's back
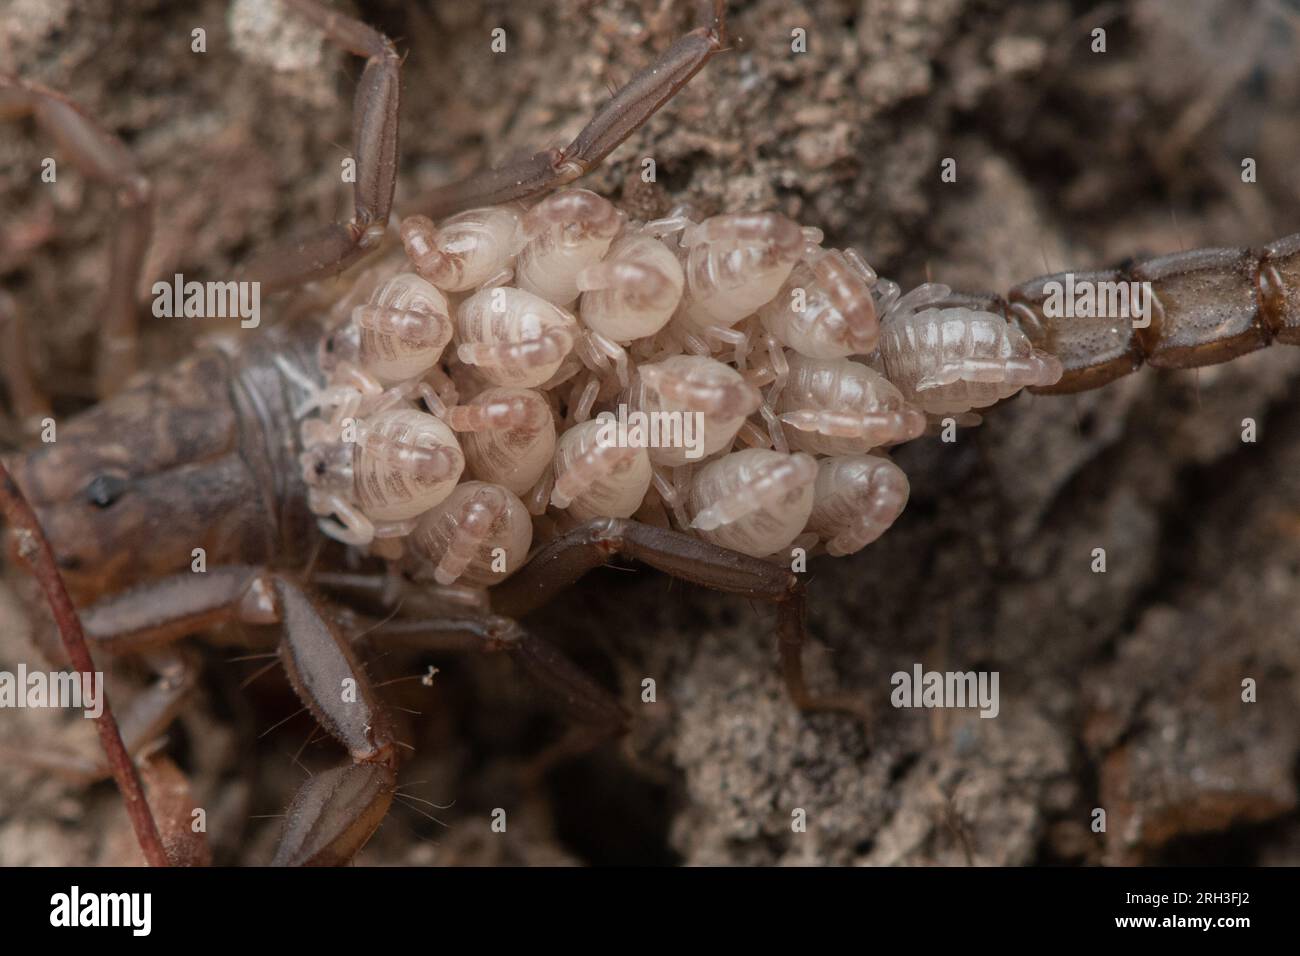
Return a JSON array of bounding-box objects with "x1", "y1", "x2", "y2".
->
[{"x1": 5, "y1": 317, "x2": 326, "y2": 603}]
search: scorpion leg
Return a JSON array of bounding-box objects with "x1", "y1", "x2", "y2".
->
[
  {"x1": 493, "y1": 517, "x2": 870, "y2": 722},
  {"x1": 136, "y1": 752, "x2": 213, "y2": 867},
  {"x1": 373, "y1": 612, "x2": 629, "y2": 728},
  {"x1": 0, "y1": 648, "x2": 211, "y2": 865},
  {"x1": 0, "y1": 290, "x2": 51, "y2": 438},
  {"x1": 367, "y1": 612, "x2": 629, "y2": 782},
  {"x1": 75, "y1": 565, "x2": 400, "y2": 865},
  {"x1": 407, "y1": 1, "x2": 727, "y2": 219},
  {"x1": 0, "y1": 74, "x2": 153, "y2": 397},
  {"x1": 0, "y1": 648, "x2": 197, "y2": 786},
  {"x1": 241, "y1": 0, "x2": 401, "y2": 293}
]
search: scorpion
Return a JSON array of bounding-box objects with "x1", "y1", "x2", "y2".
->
[{"x1": 1, "y1": 0, "x2": 1298, "y2": 865}]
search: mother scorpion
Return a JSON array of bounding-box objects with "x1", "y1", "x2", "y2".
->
[{"x1": 3, "y1": 0, "x2": 1300, "y2": 865}]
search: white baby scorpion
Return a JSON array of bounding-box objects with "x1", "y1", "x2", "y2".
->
[
  {"x1": 688, "y1": 448, "x2": 818, "y2": 558},
  {"x1": 407, "y1": 480, "x2": 533, "y2": 586},
  {"x1": 551, "y1": 418, "x2": 653, "y2": 521},
  {"x1": 658, "y1": 211, "x2": 808, "y2": 361},
  {"x1": 774, "y1": 352, "x2": 926, "y2": 456},
  {"x1": 441, "y1": 386, "x2": 556, "y2": 495},
  {"x1": 455, "y1": 286, "x2": 578, "y2": 389},
  {"x1": 399, "y1": 206, "x2": 524, "y2": 293},
  {"x1": 874, "y1": 284, "x2": 1064, "y2": 415}
]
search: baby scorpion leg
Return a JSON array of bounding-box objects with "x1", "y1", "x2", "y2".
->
[
  {"x1": 242, "y1": 0, "x2": 400, "y2": 293},
  {"x1": 493, "y1": 517, "x2": 870, "y2": 723},
  {"x1": 409, "y1": 1, "x2": 727, "y2": 219},
  {"x1": 0, "y1": 74, "x2": 153, "y2": 397},
  {"x1": 74, "y1": 565, "x2": 399, "y2": 865}
]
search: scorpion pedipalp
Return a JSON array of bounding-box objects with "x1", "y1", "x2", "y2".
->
[{"x1": 66, "y1": 564, "x2": 401, "y2": 864}]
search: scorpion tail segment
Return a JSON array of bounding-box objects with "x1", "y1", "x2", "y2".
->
[
  {"x1": 814, "y1": 249, "x2": 882, "y2": 354},
  {"x1": 457, "y1": 328, "x2": 575, "y2": 373},
  {"x1": 639, "y1": 362, "x2": 763, "y2": 418},
  {"x1": 445, "y1": 392, "x2": 546, "y2": 432},
  {"x1": 272, "y1": 762, "x2": 396, "y2": 867},
  {"x1": 690, "y1": 452, "x2": 818, "y2": 532},
  {"x1": 399, "y1": 215, "x2": 454, "y2": 284},
  {"x1": 1007, "y1": 240, "x2": 1300, "y2": 394},
  {"x1": 272, "y1": 576, "x2": 396, "y2": 768},
  {"x1": 432, "y1": 486, "x2": 509, "y2": 586},
  {"x1": 551, "y1": 442, "x2": 640, "y2": 509},
  {"x1": 352, "y1": 301, "x2": 453, "y2": 349}
]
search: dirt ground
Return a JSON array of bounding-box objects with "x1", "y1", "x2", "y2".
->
[{"x1": 2, "y1": 0, "x2": 1299, "y2": 865}]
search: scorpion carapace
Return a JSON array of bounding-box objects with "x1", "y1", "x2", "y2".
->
[
  {"x1": 2, "y1": 0, "x2": 1297, "y2": 868},
  {"x1": 3, "y1": 317, "x2": 324, "y2": 603}
]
